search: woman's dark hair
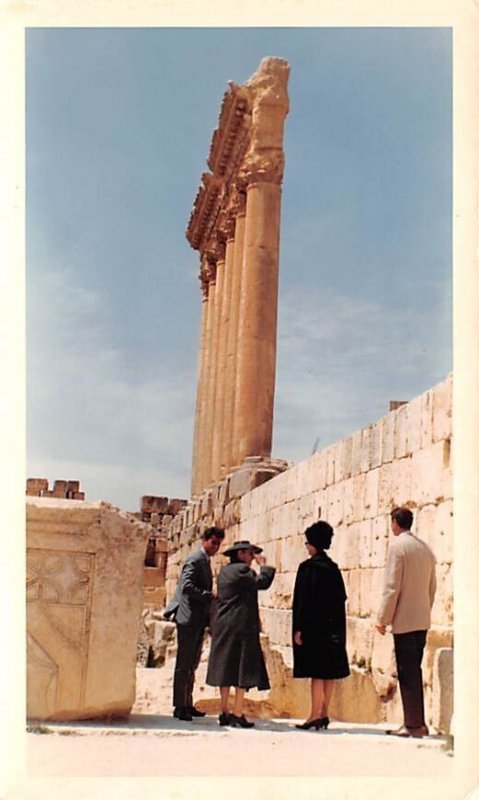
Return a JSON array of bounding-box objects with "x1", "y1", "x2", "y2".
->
[
  {"x1": 391, "y1": 507, "x2": 413, "y2": 530},
  {"x1": 304, "y1": 520, "x2": 334, "y2": 551},
  {"x1": 228, "y1": 551, "x2": 241, "y2": 563}
]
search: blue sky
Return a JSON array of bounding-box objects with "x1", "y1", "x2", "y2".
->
[{"x1": 26, "y1": 27, "x2": 452, "y2": 511}]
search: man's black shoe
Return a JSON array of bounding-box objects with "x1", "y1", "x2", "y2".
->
[
  {"x1": 188, "y1": 706, "x2": 206, "y2": 717},
  {"x1": 173, "y1": 707, "x2": 193, "y2": 721}
]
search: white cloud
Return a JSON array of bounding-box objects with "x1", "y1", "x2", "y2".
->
[
  {"x1": 273, "y1": 285, "x2": 450, "y2": 463},
  {"x1": 27, "y1": 266, "x2": 195, "y2": 508}
]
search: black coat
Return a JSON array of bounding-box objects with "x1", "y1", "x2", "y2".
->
[
  {"x1": 206, "y1": 562, "x2": 275, "y2": 690},
  {"x1": 292, "y1": 552, "x2": 350, "y2": 680}
]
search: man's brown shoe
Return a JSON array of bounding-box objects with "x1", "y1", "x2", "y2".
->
[{"x1": 386, "y1": 725, "x2": 429, "y2": 738}]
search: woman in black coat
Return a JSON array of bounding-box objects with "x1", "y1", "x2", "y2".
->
[
  {"x1": 292, "y1": 520, "x2": 350, "y2": 730},
  {"x1": 206, "y1": 540, "x2": 275, "y2": 728}
]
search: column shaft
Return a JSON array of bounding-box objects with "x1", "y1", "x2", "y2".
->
[
  {"x1": 190, "y1": 291, "x2": 209, "y2": 496},
  {"x1": 200, "y1": 278, "x2": 217, "y2": 491},
  {"x1": 204, "y1": 260, "x2": 225, "y2": 487},
  {"x1": 224, "y1": 212, "x2": 246, "y2": 471},
  {"x1": 234, "y1": 181, "x2": 281, "y2": 462},
  {"x1": 211, "y1": 239, "x2": 235, "y2": 482}
]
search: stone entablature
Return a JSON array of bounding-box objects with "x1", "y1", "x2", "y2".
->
[
  {"x1": 26, "y1": 497, "x2": 149, "y2": 721},
  {"x1": 187, "y1": 57, "x2": 290, "y2": 496},
  {"x1": 164, "y1": 374, "x2": 453, "y2": 732},
  {"x1": 26, "y1": 477, "x2": 85, "y2": 500}
]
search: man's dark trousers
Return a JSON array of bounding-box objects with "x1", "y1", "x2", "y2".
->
[
  {"x1": 173, "y1": 624, "x2": 205, "y2": 709},
  {"x1": 393, "y1": 630, "x2": 427, "y2": 728}
]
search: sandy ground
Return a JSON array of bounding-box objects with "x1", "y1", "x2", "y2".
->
[{"x1": 26, "y1": 714, "x2": 453, "y2": 778}]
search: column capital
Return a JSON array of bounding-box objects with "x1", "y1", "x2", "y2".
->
[
  {"x1": 199, "y1": 254, "x2": 217, "y2": 293},
  {"x1": 239, "y1": 153, "x2": 286, "y2": 187},
  {"x1": 203, "y1": 235, "x2": 225, "y2": 266},
  {"x1": 229, "y1": 185, "x2": 247, "y2": 218}
]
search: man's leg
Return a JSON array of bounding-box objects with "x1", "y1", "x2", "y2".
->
[
  {"x1": 186, "y1": 626, "x2": 205, "y2": 709},
  {"x1": 173, "y1": 624, "x2": 204, "y2": 711},
  {"x1": 393, "y1": 630, "x2": 427, "y2": 729}
]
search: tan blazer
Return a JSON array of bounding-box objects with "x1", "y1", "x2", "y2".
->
[{"x1": 377, "y1": 531, "x2": 436, "y2": 634}]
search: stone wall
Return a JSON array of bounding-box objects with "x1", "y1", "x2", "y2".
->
[
  {"x1": 26, "y1": 477, "x2": 85, "y2": 500},
  {"x1": 27, "y1": 497, "x2": 150, "y2": 721},
  {"x1": 165, "y1": 374, "x2": 453, "y2": 731}
]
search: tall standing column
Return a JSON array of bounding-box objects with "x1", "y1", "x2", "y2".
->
[
  {"x1": 233, "y1": 57, "x2": 289, "y2": 465},
  {"x1": 225, "y1": 196, "x2": 246, "y2": 471},
  {"x1": 203, "y1": 243, "x2": 225, "y2": 487},
  {"x1": 211, "y1": 226, "x2": 235, "y2": 482},
  {"x1": 191, "y1": 262, "x2": 211, "y2": 496},
  {"x1": 200, "y1": 258, "x2": 218, "y2": 491},
  {"x1": 233, "y1": 179, "x2": 282, "y2": 462}
]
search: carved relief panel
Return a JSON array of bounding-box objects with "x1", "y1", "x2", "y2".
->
[{"x1": 26, "y1": 548, "x2": 94, "y2": 718}]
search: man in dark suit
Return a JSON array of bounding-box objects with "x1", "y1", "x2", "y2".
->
[{"x1": 164, "y1": 526, "x2": 225, "y2": 721}]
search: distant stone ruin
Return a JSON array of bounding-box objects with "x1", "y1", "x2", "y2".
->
[
  {"x1": 187, "y1": 56, "x2": 290, "y2": 496},
  {"x1": 26, "y1": 477, "x2": 85, "y2": 500}
]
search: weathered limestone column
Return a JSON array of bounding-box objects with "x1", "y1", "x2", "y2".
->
[
  {"x1": 212, "y1": 223, "x2": 235, "y2": 482},
  {"x1": 190, "y1": 265, "x2": 210, "y2": 497},
  {"x1": 187, "y1": 57, "x2": 288, "y2": 491},
  {"x1": 233, "y1": 58, "x2": 290, "y2": 463},
  {"x1": 200, "y1": 258, "x2": 218, "y2": 491},
  {"x1": 223, "y1": 192, "x2": 246, "y2": 473},
  {"x1": 202, "y1": 242, "x2": 225, "y2": 488}
]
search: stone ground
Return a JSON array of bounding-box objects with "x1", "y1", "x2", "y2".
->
[{"x1": 26, "y1": 714, "x2": 453, "y2": 779}]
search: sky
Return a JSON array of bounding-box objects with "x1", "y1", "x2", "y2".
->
[{"x1": 26, "y1": 27, "x2": 452, "y2": 512}]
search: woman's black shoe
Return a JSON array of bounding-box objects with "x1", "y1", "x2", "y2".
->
[
  {"x1": 218, "y1": 712, "x2": 231, "y2": 726},
  {"x1": 230, "y1": 713, "x2": 255, "y2": 728},
  {"x1": 295, "y1": 716, "x2": 329, "y2": 730}
]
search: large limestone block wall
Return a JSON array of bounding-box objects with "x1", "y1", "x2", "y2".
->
[
  {"x1": 27, "y1": 497, "x2": 150, "y2": 721},
  {"x1": 165, "y1": 375, "x2": 453, "y2": 731}
]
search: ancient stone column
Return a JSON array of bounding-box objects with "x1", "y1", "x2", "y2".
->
[
  {"x1": 222, "y1": 193, "x2": 246, "y2": 473},
  {"x1": 211, "y1": 222, "x2": 235, "y2": 482},
  {"x1": 233, "y1": 58, "x2": 290, "y2": 464},
  {"x1": 190, "y1": 264, "x2": 210, "y2": 497},
  {"x1": 187, "y1": 57, "x2": 289, "y2": 492},
  {"x1": 200, "y1": 258, "x2": 218, "y2": 491},
  {"x1": 203, "y1": 242, "x2": 225, "y2": 487}
]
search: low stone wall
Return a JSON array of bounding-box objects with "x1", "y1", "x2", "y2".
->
[
  {"x1": 165, "y1": 375, "x2": 453, "y2": 731},
  {"x1": 27, "y1": 497, "x2": 150, "y2": 721}
]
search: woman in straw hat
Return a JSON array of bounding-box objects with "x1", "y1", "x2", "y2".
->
[{"x1": 206, "y1": 540, "x2": 275, "y2": 728}]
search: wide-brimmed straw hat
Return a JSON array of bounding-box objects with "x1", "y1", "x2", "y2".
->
[{"x1": 223, "y1": 540, "x2": 263, "y2": 556}]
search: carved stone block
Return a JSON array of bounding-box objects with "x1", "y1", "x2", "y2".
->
[{"x1": 26, "y1": 497, "x2": 149, "y2": 721}]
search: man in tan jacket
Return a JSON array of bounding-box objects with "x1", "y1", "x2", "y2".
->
[{"x1": 376, "y1": 507, "x2": 436, "y2": 738}]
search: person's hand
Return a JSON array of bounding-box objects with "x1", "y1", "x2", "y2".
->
[
  {"x1": 376, "y1": 624, "x2": 386, "y2": 636},
  {"x1": 293, "y1": 631, "x2": 303, "y2": 646},
  {"x1": 254, "y1": 554, "x2": 266, "y2": 566}
]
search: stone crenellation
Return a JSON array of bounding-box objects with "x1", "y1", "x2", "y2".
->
[
  {"x1": 26, "y1": 478, "x2": 85, "y2": 500},
  {"x1": 163, "y1": 374, "x2": 453, "y2": 732}
]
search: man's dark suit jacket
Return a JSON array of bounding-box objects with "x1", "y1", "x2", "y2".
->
[{"x1": 164, "y1": 546, "x2": 213, "y2": 627}]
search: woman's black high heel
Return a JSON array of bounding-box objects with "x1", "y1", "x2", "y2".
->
[
  {"x1": 230, "y1": 713, "x2": 255, "y2": 728},
  {"x1": 295, "y1": 716, "x2": 329, "y2": 730}
]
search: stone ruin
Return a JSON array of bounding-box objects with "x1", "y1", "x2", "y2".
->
[
  {"x1": 27, "y1": 477, "x2": 85, "y2": 500},
  {"x1": 155, "y1": 57, "x2": 453, "y2": 733},
  {"x1": 187, "y1": 56, "x2": 290, "y2": 497},
  {"x1": 27, "y1": 497, "x2": 150, "y2": 720},
  {"x1": 25, "y1": 55, "x2": 454, "y2": 733}
]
